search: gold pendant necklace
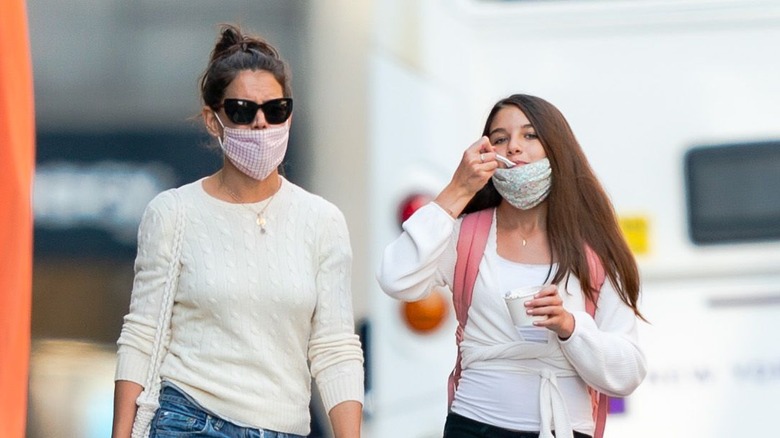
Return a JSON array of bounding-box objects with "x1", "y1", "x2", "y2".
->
[
  {"x1": 516, "y1": 226, "x2": 530, "y2": 247},
  {"x1": 496, "y1": 208, "x2": 535, "y2": 248},
  {"x1": 220, "y1": 174, "x2": 279, "y2": 233},
  {"x1": 514, "y1": 228, "x2": 531, "y2": 247}
]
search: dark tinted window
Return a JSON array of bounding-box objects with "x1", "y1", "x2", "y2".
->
[
  {"x1": 685, "y1": 140, "x2": 780, "y2": 244},
  {"x1": 34, "y1": 130, "x2": 220, "y2": 258}
]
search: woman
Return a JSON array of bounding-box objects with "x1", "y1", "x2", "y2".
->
[
  {"x1": 377, "y1": 94, "x2": 646, "y2": 438},
  {"x1": 112, "y1": 24, "x2": 363, "y2": 438}
]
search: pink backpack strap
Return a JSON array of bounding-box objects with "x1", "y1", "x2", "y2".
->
[
  {"x1": 584, "y1": 245, "x2": 609, "y2": 438},
  {"x1": 584, "y1": 245, "x2": 605, "y2": 316},
  {"x1": 448, "y1": 208, "x2": 493, "y2": 408}
]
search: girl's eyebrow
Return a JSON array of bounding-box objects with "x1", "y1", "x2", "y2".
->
[
  {"x1": 488, "y1": 124, "x2": 534, "y2": 136},
  {"x1": 488, "y1": 127, "x2": 508, "y2": 137}
]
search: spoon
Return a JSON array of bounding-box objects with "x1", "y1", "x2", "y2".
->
[{"x1": 495, "y1": 153, "x2": 516, "y2": 168}]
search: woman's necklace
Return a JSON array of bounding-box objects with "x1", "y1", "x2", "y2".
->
[{"x1": 220, "y1": 174, "x2": 279, "y2": 233}]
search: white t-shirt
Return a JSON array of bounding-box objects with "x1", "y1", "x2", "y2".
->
[{"x1": 451, "y1": 258, "x2": 593, "y2": 433}]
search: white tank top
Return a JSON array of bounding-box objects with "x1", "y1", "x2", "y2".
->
[{"x1": 450, "y1": 257, "x2": 593, "y2": 433}]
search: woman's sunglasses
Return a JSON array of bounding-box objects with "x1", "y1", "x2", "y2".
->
[{"x1": 220, "y1": 97, "x2": 293, "y2": 125}]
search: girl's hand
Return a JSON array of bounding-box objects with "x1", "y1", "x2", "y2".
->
[
  {"x1": 433, "y1": 137, "x2": 498, "y2": 217},
  {"x1": 452, "y1": 136, "x2": 499, "y2": 194},
  {"x1": 524, "y1": 285, "x2": 576, "y2": 339}
]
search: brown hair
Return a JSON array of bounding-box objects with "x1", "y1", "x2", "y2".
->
[
  {"x1": 199, "y1": 23, "x2": 292, "y2": 110},
  {"x1": 464, "y1": 94, "x2": 643, "y2": 318}
]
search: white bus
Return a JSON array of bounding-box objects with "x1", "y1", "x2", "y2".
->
[{"x1": 308, "y1": 1, "x2": 780, "y2": 436}]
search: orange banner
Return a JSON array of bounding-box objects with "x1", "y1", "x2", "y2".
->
[{"x1": 0, "y1": 0, "x2": 35, "y2": 436}]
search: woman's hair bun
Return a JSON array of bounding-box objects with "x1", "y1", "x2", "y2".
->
[
  {"x1": 200, "y1": 22, "x2": 292, "y2": 108},
  {"x1": 210, "y1": 24, "x2": 279, "y2": 64}
]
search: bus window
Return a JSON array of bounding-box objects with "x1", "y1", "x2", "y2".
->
[{"x1": 685, "y1": 140, "x2": 780, "y2": 245}]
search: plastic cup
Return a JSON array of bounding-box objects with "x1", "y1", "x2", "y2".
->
[{"x1": 504, "y1": 285, "x2": 546, "y2": 327}]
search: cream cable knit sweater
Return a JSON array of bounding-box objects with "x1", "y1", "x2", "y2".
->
[
  {"x1": 377, "y1": 203, "x2": 646, "y2": 436},
  {"x1": 116, "y1": 177, "x2": 364, "y2": 436}
]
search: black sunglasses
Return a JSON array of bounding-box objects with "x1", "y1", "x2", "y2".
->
[{"x1": 220, "y1": 97, "x2": 293, "y2": 125}]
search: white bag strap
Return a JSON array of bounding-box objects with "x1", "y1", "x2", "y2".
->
[{"x1": 132, "y1": 189, "x2": 185, "y2": 438}]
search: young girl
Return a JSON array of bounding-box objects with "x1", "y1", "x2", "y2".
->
[{"x1": 377, "y1": 94, "x2": 646, "y2": 438}]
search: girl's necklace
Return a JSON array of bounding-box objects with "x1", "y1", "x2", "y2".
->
[
  {"x1": 497, "y1": 209, "x2": 535, "y2": 247},
  {"x1": 519, "y1": 232, "x2": 529, "y2": 247},
  {"x1": 220, "y1": 174, "x2": 279, "y2": 233}
]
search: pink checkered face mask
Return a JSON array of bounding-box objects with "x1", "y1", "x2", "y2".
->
[{"x1": 214, "y1": 114, "x2": 289, "y2": 180}]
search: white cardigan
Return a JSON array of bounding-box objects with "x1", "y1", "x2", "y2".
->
[
  {"x1": 377, "y1": 203, "x2": 646, "y2": 437},
  {"x1": 116, "y1": 177, "x2": 364, "y2": 436}
]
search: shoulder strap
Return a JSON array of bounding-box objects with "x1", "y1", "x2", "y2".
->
[
  {"x1": 448, "y1": 208, "x2": 493, "y2": 408},
  {"x1": 453, "y1": 208, "x2": 493, "y2": 326},
  {"x1": 132, "y1": 190, "x2": 186, "y2": 438},
  {"x1": 584, "y1": 245, "x2": 609, "y2": 438},
  {"x1": 584, "y1": 245, "x2": 606, "y2": 316}
]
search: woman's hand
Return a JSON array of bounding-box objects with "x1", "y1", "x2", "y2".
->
[
  {"x1": 524, "y1": 285, "x2": 576, "y2": 340},
  {"x1": 434, "y1": 137, "x2": 499, "y2": 218}
]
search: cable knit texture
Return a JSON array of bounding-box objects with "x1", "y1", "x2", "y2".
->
[
  {"x1": 116, "y1": 177, "x2": 364, "y2": 436},
  {"x1": 377, "y1": 202, "x2": 646, "y2": 437}
]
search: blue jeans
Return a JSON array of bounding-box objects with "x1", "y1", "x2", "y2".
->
[{"x1": 150, "y1": 383, "x2": 306, "y2": 438}]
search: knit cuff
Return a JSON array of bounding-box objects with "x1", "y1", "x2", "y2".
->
[
  {"x1": 318, "y1": 362, "x2": 365, "y2": 413},
  {"x1": 557, "y1": 311, "x2": 595, "y2": 345},
  {"x1": 114, "y1": 346, "x2": 151, "y2": 386}
]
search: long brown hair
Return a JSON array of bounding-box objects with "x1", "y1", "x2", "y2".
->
[{"x1": 464, "y1": 94, "x2": 643, "y2": 318}]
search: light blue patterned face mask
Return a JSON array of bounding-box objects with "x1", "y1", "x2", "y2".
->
[{"x1": 491, "y1": 158, "x2": 552, "y2": 210}]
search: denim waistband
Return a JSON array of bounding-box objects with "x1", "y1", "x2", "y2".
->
[{"x1": 156, "y1": 382, "x2": 305, "y2": 438}]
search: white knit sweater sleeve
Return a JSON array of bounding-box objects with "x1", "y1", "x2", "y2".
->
[
  {"x1": 308, "y1": 202, "x2": 365, "y2": 412},
  {"x1": 559, "y1": 279, "x2": 647, "y2": 397},
  {"x1": 376, "y1": 202, "x2": 459, "y2": 301},
  {"x1": 114, "y1": 190, "x2": 178, "y2": 385}
]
